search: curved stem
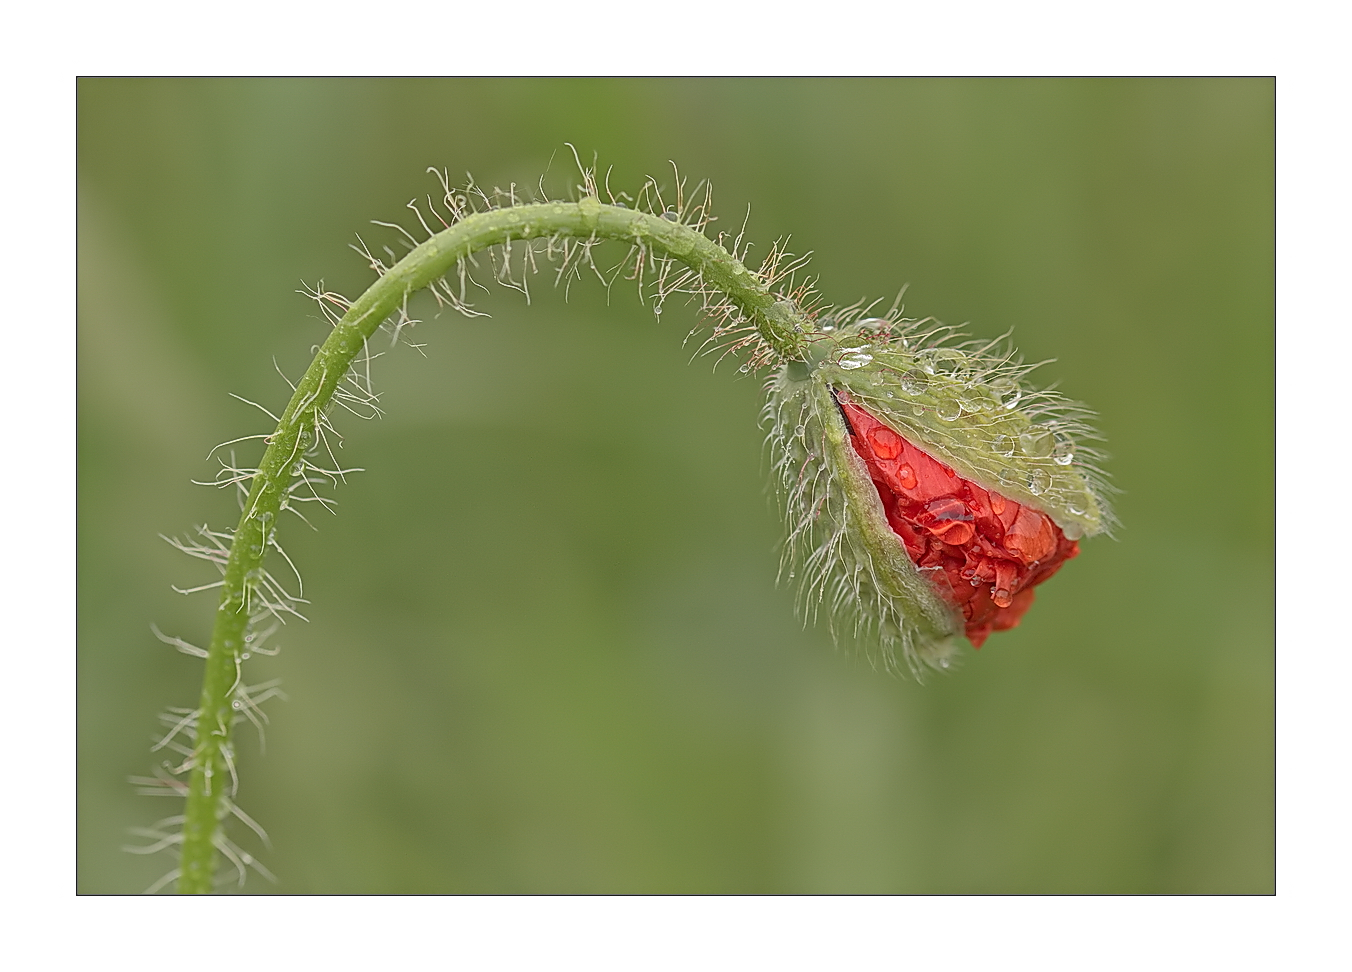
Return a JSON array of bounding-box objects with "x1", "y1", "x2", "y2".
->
[{"x1": 175, "y1": 199, "x2": 811, "y2": 892}]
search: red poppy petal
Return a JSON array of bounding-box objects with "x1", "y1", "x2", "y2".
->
[{"x1": 836, "y1": 391, "x2": 1079, "y2": 648}]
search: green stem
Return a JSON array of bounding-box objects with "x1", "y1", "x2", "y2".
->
[{"x1": 175, "y1": 198, "x2": 811, "y2": 892}]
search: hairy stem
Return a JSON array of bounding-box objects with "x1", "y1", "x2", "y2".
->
[{"x1": 175, "y1": 197, "x2": 811, "y2": 892}]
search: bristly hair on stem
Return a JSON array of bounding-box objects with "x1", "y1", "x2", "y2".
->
[
  {"x1": 136, "y1": 152, "x2": 826, "y2": 893},
  {"x1": 134, "y1": 148, "x2": 1113, "y2": 892}
]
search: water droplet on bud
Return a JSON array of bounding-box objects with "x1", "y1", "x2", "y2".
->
[
  {"x1": 1019, "y1": 429, "x2": 1054, "y2": 458},
  {"x1": 1067, "y1": 499, "x2": 1086, "y2": 516},
  {"x1": 959, "y1": 387, "x2": 996, "y2": 413},
  {"x1": 662, "y1": 210, "x2": 679, "y2": 221},
  {"x1": 794, "y1": 425, "x2": 806, "y2": 437},
  {"x1": 992, "y1": 434, "x2": 1015, "y2": 456},
  {"x1": 1052, "y1": 433, "x2": 1075, "y2": 465},
  {"x1": 896, "y1": 463, "x2": 918, "y2": 490},
  {"x1": 900, "y1": 371, "x2": 928, "y2": 395},
  {"x1": 1027, "y1": 468, "x2": 1051, "y2": 495},
  {"x1": 918, "y1": 348, "x2": 967, "y2": 376},
  {"x1": 867, "y1": 425, "x2": 903, "y2": 459},
  {"x1": 936, "y1": 398, "x2": 962, "y2": 421},
  {"x1": 838, "y1": 349, "x2": 874, "y2": 370},
  {"x1": 990, "y1": 377, "x2": 1021, "y2": 409},
  {"x1": 992, "y1": 588, "x2": 1014, "y2": 608}
]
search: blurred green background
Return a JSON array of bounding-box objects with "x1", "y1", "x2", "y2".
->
[{"x1": 77, "y1": 79, "x2": 1273, "y2": 893}]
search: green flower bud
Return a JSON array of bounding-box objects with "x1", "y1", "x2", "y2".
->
[{"x1": 765, "y1": 313, "x2": 1113, "y2": 676}]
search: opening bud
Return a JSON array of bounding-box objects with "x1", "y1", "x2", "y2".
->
[{"x1": 766, "y1": 315, "x2": 1113, "y2": 675}]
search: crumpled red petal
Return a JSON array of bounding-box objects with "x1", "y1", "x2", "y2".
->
[{"x1": 835, "y1": 390, "x2": 1079, "y2": 648}]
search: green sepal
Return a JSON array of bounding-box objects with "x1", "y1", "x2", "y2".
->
[
  {"x1": 803, "y1": 320, "x2": 1111, "y2": 540},
  {"x1": 766, "y1": 354, "x2": 963, "y2": 674}
]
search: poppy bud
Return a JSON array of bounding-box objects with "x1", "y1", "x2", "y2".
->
[{"x1": 766, "y1": 313, "x2": 1113, "y2": 675}]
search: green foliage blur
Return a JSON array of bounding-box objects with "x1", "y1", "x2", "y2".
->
[{"x1": 77, "y1": 79, "x2": 1273, "y2": 893}]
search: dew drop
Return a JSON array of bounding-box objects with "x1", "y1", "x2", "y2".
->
[
  {"x1": 988, "y1": 491, "x2": 1007, "y2": 514},
  {"x1": 940, "y1": 658, "x2": 950, "y2": 669},
  {"x1": 838, "y1": 349, "x2": 874, "y2": 370},
  {"x1": 867, "y1": 426, "x2": 903, "y2": 459},
  {"x1": 794, "y1": 424, "x2": 806, "y2": 437},
  {"x1": 998, "y1": 467, "x2": 1017, "y2": 487},
  {"x1": 990, "y1": 377, "x2": 1021, "y2": 409},
  {"x1": 231, "y1": 700, "x2": 243, "y2": 710},
  {"x1": 936, "y1": 398, "x2": 962, "y2": 421},
  {"x1": 1052, "y1": 433, "x2": 1075, "y2": 465},
  {"x1": 992, "y1": 434, "x2": 1015, "y2": 456},
  {"x1": 896, "y1": 462, "x2": 918, "y2": 490},
  {"x1": 918, "y1": 348, "x2": 966, "y2": 376},
  {"x1": 912, "y1": 404, "x2": 926, "y2": 416},
  {"x1": 1026, "y1": 468, "x2": 1051, "y2": 495},
  {"x1": 738, "y1": 363, "x2": 751, "y2": 373},
  {"x1": 1019, "y1": 428, "x2": 1054, "y2": 458},
  {"x1": 1067, "y1": 497, "x2": 1087, "y2": 516},
  {"x1": 662, "y1": 210, "x2": 679, "y2": 221},
  {"x1": 992, "y1": 588, "x2": 1014, "y2": 608},
  {"x1": 241, "y1": 651, "x2": 251, "y2": 660},
  {"x1": 900, "y1": 370, "x2": 928, "y2": 395},
  {"x1": 291, "y1": 462, "x2": 305, "y2": 476},
  {"x1": 959, "y1": 386, "x2": 996, "y2": 413}
]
